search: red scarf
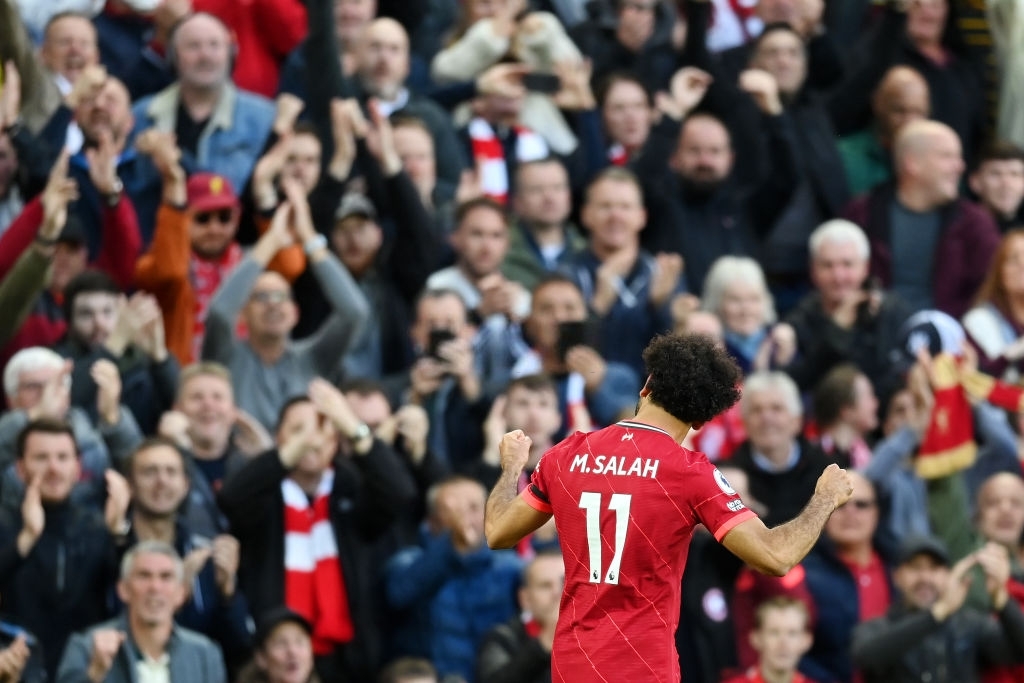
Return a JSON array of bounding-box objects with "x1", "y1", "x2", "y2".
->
[
  {"x1": 915, "y1": 355, "x2": 1024, "y2": 479},
  {"x1": 914, "y1": 354, "x2": 977, "y2": 479},
  {"x1": 189, "y1": 242, "x2": 244, "y2": 361},
  {"x1": 282, "y1": 470, "x2": 354, "y2": 654},
  {"x1": 467, "y1": 118, "x2": 548, "y2": 205},
  {"x1": 607, "y1": 144, "x2": 629, "y2": 166}
]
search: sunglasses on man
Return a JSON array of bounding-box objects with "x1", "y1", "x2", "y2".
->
[{"x1": 194, "y1": 208, "x2": 235, "y2": 225}]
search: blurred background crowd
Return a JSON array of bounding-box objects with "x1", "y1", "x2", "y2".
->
[{"x1": 1, "y1": 0, "x2": 1024, "y2": 681}]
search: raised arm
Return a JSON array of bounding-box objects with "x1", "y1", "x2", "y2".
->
[
  {"x1": 201, "y1": 202, "x2": 295, "y2": 364},
  {"x1": 721, "y1": 463, "x2": 852, "y2": 576},
  {"x1": 282, "y1": 181, "x2": 370, "y2": 374},
  {"x1": 485, "y1": 431, "x2": 552, "y2": 549}
]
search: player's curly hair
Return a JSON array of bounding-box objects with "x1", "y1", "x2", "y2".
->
[{"x1": 642, "y1": 333, "x2": 742, "y2": 425}]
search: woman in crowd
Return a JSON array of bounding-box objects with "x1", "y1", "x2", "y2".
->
[{"x1": 702, "y1": 256, "x2": 798, "y2": 375}]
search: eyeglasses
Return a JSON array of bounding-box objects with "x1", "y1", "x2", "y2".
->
[
  {"x1": 838, "y1": 499, "x2": 876, "y2": 511},
  {"x1": 249, "y1": 290, "x2": 292, "y2": 305},
  {"x1": 194, "y1": 209, "x2": 234, "y2": 225}
]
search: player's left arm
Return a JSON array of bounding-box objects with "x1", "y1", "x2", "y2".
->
[{"x1": 485, "y1": 430, "x2": 553, "y2": 548}]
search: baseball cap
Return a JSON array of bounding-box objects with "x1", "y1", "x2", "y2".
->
[
  {"x1": 186, "y1": 173, "x2": 240, "y2": 213},
  {"x1": 892, "y1": 310, "x2": 965, "y2": 366},
  {"x1": 896, "y1": 534, "x2": 950, "y2": 567},
  {"x1": 334, "y1": 193, "x2": 377, "y2": 223},
  {"x1": 253, "y1": 607, "x2": 312, "y2": 649}
]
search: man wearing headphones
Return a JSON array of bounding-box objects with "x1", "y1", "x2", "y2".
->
[{"x1": 131, "y1": 12, "x2": 275, "y2": 208}]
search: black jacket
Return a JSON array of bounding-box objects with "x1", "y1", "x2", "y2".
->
[
  {"x1": 0, "y1": 501, "x2": 118, "y2": 678},
  {"x1": 723, "y1": 438, "x2": 835, "y2": 528},
  {"x1": 633, "y1": 113, "x2": 800, "y2": 294},
  {"x1": 783, "y1": 289, "x2": 911, "y2": 399},
  {"x1": 569, "y1": 0, "x2": 681, "y2": 93},
  {"x1": 852, "y1": 600, "x2": 1024, "y2": 683},
  {"x1": 476, "y1": 616, "x2": 552, "y2": 683},
  {"x1": 218, "y1": 442, "x2": 417, "y2": 682},
  {"x1": 57, "y1": 337, "x2": 179, "y2": 436}
]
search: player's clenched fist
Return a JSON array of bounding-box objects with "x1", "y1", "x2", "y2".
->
[
  {"x1": 815, "y1": 463, "x2": 854, "y2": 510},
  {"x1": 499, "y1": 430, "x2": 532, "y2": 473}
]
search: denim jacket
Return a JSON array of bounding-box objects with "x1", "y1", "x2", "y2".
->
[{"x1": 131, "y1": 83, "x2": 275, "y2": 197}]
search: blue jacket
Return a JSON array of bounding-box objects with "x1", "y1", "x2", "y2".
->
[
  {"x1": 35, "y1": 106, "x2": 163, "y2": 253},
  {"x1": 561, "y1": 249, "x2": 680, "y2": 379},
  {"x1": 131, "y1": 83, "x2": 275, "y2": 205},
  {"x1": 554, "y1": 364, "x2": 638, "y2": 432},
  {"x1": 385, "y1": 530, "x2": 523, "y2": 682},
  {"x1": 802, "y1": 541, "x2": 895, "y2": 683}
]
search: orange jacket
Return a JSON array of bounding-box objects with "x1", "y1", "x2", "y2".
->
[
  {"x1": 136, "y1": 205, "x2": 306, "y2": 365},
  {"x1": 256, "y1": 213, "x2": 306, "y2": 281},
  {"x1": 135, "y1": 204, "x2": 198, "y2": 365}
]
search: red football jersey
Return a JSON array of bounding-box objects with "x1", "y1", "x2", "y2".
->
[{"x1": 522, "y1": 420, "x2": 757, "y2": 683}]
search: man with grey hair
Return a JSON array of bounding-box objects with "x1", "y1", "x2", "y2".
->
[
  {"x1": 57, "y1": 540, "x2": 227, "y2": 683},
  {"x1": 722, "y1": 371, "x2": 833, "y2": 527},
  {"x1": 0, "y1": 345, "x2": 142, "y2": 495},
  {"x1": 784, "y1": 219, "x2": 912, "y2": 396},
  {"x1": 130, "y1": 12, "x2": 275, "y2": 197}
]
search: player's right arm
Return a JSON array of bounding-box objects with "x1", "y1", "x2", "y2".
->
[
  {"x1": 721, "y1": 464, "x2": 853, "y2": 576},
  {"x1": 485, "y1": 430, "x2": 553, "y2": 549}
]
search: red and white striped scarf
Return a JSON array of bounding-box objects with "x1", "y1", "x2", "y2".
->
[
  {"x1": 282, "y1": 470, "x2": 354, "y2": 654},
  {"x1": 467, "y1": 118, "x2": 549, "y2": 205},
  {"x1": 189, "y1": 242, "x2": 244, "y2": 362},
  {"x1": 607, "y1": 144, "x2": 629, "y2": 166}
]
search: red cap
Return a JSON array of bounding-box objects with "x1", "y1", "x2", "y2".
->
[{"x1": 186, "y1": 172, "x2": 239, "y2": 212}]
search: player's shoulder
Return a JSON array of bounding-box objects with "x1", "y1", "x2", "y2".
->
[{"x1": 614, "y1": 420, "x2": 714, "y2": 462}]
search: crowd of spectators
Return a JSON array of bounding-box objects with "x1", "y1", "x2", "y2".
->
[{"x1": 1, "y1": 0, "x2": 1024, "y2": 681}]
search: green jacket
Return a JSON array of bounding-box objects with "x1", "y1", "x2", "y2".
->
[
  {"x1": 927, "y1": 470, "x2": 1024, "y2": 610},
  {"x1": 0, "y1": 245, "x2": 49, "y2": 348},
  {"x1": 501, "y1": 221, "x2": 587, "y2": 292},
  {"x1": 838, "y1": 128, "x2": 892, "y2": 198}
]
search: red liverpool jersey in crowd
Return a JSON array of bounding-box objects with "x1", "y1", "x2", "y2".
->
[{"x1": 523, "y1": 419, "x2": 757, "y2": 683}]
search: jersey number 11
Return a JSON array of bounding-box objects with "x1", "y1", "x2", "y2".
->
[{"x1": 579, "y1": 492, "x2": 632, "y2": 585}]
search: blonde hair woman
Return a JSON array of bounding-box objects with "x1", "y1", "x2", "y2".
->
[{"x1": 702, "y1": 256, "x2": 797, "y2": 374}]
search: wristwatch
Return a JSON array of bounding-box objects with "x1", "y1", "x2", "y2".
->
[
  {"x1": 303, "y1": 234, "x2": 328, "y2": 256},
  {"x1": 103, "y1": 177, "x2": 124, "y2": 207},
  {"x1": 112, "y1": 518, "x2": 132, "y2": 538},
  {"x1": 348, "y1": 422, "x2": 372, "y2": 443}
]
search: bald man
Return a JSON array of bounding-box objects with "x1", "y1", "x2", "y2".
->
[
  {"x1": 356, "y1": 18, "x2": 410, "y2": 102},
  {"x1": 200, "y1": 195, "x2": 370, "y2": 429},
  {"x1": 929, "y1": 462, "x2": 1024, "y2": 617},
  {"x1": 297, "y1": 1, "x2": 466, "y2": 187},
  {"x1": 132, "y1": 12, "x2": 276, "y2": 209},
  {"x1": 842, "y1": 119, "x2": 1000, "y2": 317},
  {"x1": 839, "y1": 66, "x2": 932, "y2": 196},
  {"x1": 355, "y1": 18, "x2": 465, "y2": 184}
]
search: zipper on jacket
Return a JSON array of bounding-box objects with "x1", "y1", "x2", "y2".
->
[{"x1": 57, "y1": 542, "x2": 66, "y2": 593}]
